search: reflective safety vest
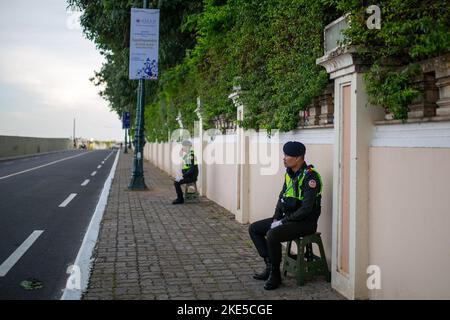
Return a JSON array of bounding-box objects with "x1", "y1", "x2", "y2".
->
[
  {"x1": 283, "y1": 165, "x2": 323, "y2": 201},
  {"x1": 182, "y1": 150, "x2": 198, "y2": 170}
]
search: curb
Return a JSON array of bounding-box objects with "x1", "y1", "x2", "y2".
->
[{"x1": 60, "y1": 150, "x2": 120, "y2": 300}]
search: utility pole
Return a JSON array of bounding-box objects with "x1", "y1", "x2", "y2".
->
[
  {"x1": 128, "y1": 128, "x2": 132, "y2": 149},
  {"x1": 73, "y1": 118, "x2": 76, "y2": 148},
  {"x1": 124, "y1": 124, "x2": 128, "y2": 154}
]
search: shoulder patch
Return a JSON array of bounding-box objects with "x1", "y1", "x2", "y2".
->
[{"x1": 308, "y1": 179, "x2": 317, "y2": 188}]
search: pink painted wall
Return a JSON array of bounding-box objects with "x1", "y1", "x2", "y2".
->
[{"x1": 369, "y1": 147, "x2": 450, "y2": 299}]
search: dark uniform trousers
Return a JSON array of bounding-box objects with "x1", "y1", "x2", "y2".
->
[
  {"x1": 249, "y1": 218, "x2": 317, "y2": 267},
  {"x1": 174, "y1": 177, "x2": 197, "y2": 200}
]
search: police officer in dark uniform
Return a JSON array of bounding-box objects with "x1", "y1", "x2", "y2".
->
[
  {"x1": 248, "y1": 141, "x2": 323, "y2": 290},
  {"x1": 172, "y1": 140, "x2": 199, "y2": 204}
]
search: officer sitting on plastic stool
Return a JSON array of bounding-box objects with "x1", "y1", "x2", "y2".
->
[
  {"x1": 172, "y1": 140, "x2": 198, "y2": 204},
  {"x1": 248, "y1": 141, "x2": 323, "y2": 290}
]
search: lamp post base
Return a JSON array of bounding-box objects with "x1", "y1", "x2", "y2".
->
[{"x1": 128, "y1": 175, "x2": 147, "y2": 190}]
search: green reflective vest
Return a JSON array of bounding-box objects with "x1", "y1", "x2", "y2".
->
[
  {"x1": 182, "y1": 150, "x2": 197, "y2": 170},
  {"x1": 283, "y1": 165, "x2": 323, "y2": 201}
]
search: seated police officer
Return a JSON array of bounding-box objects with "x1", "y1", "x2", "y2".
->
[
  {"x1": 248, "y1": 141, "x2": 323, "y2": 290},
  {"x1": 172, "y1": 140, "x2": 198, "y2": 204}
]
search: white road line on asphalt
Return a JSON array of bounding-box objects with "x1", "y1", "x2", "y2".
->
[
  {"x1": 59, "y1": 193, "x2": 77, "y2": 208},
  {"x1": 91, "y1": 171, "x2": 97, "y2": 176},
  {"x1": 103, "y1": 151, "x2": 114, "y2": 162},
  {"x1": 97, "y1": 165, "x2": 101, "y2": 169},
  {"x1": 81, "y1": 179, "x2": 90, "y2": 186},
  {"x1": 62, "y1": 150, "x2": 120, "y2": 300},
  {"x1": 0, "y1": 152, "x2": 91, "y2": 181},
  {"x1": 0, "y1": 230, "x2": 44, "y2": 277}
]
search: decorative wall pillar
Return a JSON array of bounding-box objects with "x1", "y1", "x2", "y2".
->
[
  {"x1": 435, "y1": 55, "x2": 450, "y2": 117},
  {"x1": 306, "y1": 97, "x2": 321, "y2": 126},
  {"x1": 229, "y1": 87, "x2": 250, "y2": 224},
  {"x1": 195, "y1": 97, "x2": 207, "y2": 197},
  {"x1": 317, "y1": 46, "x2": 385, "y2": 300},
  {"x1": 176, "y1": 111, "x2": 183, "y2": 130},
  {"x1": 408, "y1": 73, "x2": 439, "y2": 119}
]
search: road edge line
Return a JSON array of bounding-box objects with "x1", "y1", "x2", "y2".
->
[{"x1": 61, "y1": 150, "x2": 120, "y2": 300}]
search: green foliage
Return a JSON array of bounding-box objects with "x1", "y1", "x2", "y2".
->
[
  {"x1": 326, "y1": 0, "x2": 450, "y2": 119},
  {"x1": 70, "y1": 0, "x2": 450, "y2": 138},
  {"x1": 67, "y1": 0, "x2": 202, "y2": 130},
  {"x1": 164, "y1": 0, "x2": 339, "y2": 133},
  {"x1": 364, "y1": 64, "x2": 421, "y2": 120}
]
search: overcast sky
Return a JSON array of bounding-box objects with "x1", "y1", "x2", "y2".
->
[{"x1": 0, "y1": 0, "x2": 124, "y2": 141}]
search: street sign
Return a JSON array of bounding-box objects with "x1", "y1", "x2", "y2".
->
[
  {"x1": 122, "y1": 112, "x2": 131, "y2": 129},
  {"x1": 129, "y1": 8, "x2": 160, "y2": 80}
]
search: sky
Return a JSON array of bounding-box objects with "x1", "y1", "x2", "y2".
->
[{"x1": 0, "y1": 0, "x2": 124, "y2": 141}]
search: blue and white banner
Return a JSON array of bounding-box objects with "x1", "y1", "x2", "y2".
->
[{"x1": 129, "y1": 8, "x2": 160, "y2": 80}]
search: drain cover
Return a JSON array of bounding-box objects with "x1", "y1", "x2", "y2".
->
[{"x1": 20, "y1": 278, "x2": 43, "y2": 290}]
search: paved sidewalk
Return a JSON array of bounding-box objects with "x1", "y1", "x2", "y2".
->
[{"x1": 83, "y1": 152, "x2": 344, "y2": 300}]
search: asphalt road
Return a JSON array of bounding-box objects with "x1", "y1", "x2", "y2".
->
[{"x1": 0, "y1": 149, "x2": 118, "y2": 299}]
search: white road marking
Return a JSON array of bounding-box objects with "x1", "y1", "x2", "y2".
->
[
  {"x1": 0, "y1": 230, "x2": 44, "y2": 277},
  {"x1": 91, "y1": 171, "x2": 97, "y2": 176},
  {"x1": 97, "y1": 165, "x2": 101, "y2": 169},
  {"x1": 62, "y1": 150, "x2": 120, "y2": 300},
  {"x1": 0, "y1": 152, "x2": 91, "y2": 181},
  {"x1": 59, "y1": 193, "x2": 77, "y2": 208},
  {"x1": 103, "y1": 151, "x2": 114, "y2": 162},
  {"x1": 81, "y1": 179, "x2": 90, "y2": 186}
]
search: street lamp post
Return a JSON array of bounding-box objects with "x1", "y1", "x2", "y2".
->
[
  {"x1": 124, "y1": 126, "x2": 128, "y2": 154},
  {"x1": 128, "y1": 6, "x2": 149, "y2": 191},
  {"x1": 128, "y1": 128, "x2": 132, "y2": 149},
  {"x1": 128, "y1": 77, "x2": 147, "y2": 190}
]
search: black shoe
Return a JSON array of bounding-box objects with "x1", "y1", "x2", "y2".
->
[
  {"x1": 264, "y1": 265, "x2": 282, "y2": 290},
  {"x1": 253, "y1": 257, "x2": 271, "y2": 280},
  {"x1": 172, "y1": 198, "x2": 184, "y2": 204}
]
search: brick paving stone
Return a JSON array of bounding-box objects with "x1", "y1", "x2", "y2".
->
[{"x1": 83, "y1": 152, "x2": 345, "y2": 300}]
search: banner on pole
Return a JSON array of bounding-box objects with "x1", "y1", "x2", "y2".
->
[{"x1": 129, "y1": 8, "x2": 160, "y2": 80}]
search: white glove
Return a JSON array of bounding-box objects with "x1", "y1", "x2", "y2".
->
[
  {"x1": 175, "y1": 175, "x2": 183, "y2": 182},
  {"x1": 271, "y1": 220, "x2": 282, "y2": 229}
]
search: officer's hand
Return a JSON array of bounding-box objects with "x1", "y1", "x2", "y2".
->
[{"x1": 271, "y1": 220, "x2": 282, "y2": 229}]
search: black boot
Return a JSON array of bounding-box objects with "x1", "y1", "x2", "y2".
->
[
  {"x1": 172, "y1": 198, "x2": 184, "y2": 204},
  {"x1": 264, "y1": 265, "x2": 282, "y2": 290},
  {"x1": 253, "y1": 257, "x2": 271, "y2": 280}
]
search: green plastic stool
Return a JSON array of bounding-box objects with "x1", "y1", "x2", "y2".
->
[
  {"x1": 184, "y1": 181, "x2": 199, "y2": 202},
  {"x1": 282, "y1": 232, "x2": 331, "y2": 286}
]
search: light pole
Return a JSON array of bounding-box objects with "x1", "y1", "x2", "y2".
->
[
  {"x1": 128, "y1": 0, "x2": 149, "y2": 190},
  {"x1": 124, "y1": 126, "x2": 128, "y2": 154},
  {"x1": 128, "y1": 105, "x2": 132, "y2": 149},
  {"x1": 128, "y1": 78, "x2": 147, "y2": 189},
  {"x1": 73, "y1": 118, "x2": 76, "y2": 148},
  {"x1": 128, "y1": 128, "x2": 132, "y2": 149}
]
